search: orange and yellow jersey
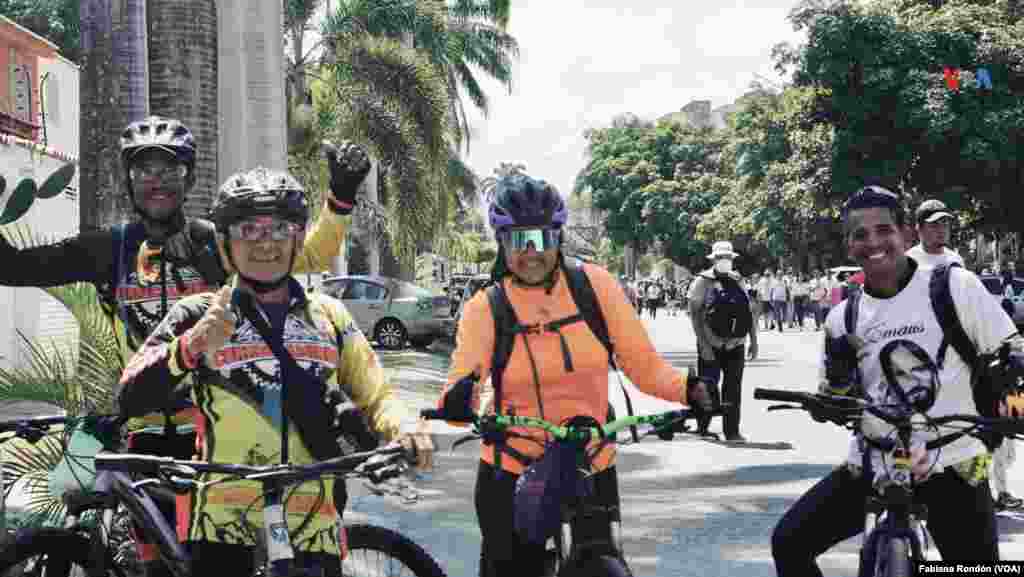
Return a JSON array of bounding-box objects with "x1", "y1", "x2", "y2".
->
[{"x1": 439, "y1": 262, "x2": 691, "y2": 475}]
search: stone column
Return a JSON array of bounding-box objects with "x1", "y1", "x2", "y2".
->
[{"x1": 217, "y1": 0, "x2": 287, "y2": 182}]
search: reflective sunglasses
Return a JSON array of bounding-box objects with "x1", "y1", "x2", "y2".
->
[
  {"x1": 228, "y1": 218, "x2": 302, "y2": 241},
  {"x1": 499, "y1": 228, "x2": 560, "y2": 252},
  {"x1": 130, "y1": 163, "x2": 187, "y2": 182}
]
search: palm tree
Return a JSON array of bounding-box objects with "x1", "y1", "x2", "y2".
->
[
  {"x1": 0, "y1": 226, "x2": 124, "y2": 526},
  {"x1": 79, "y1": 0, "x2": 149, "y2": 231}
]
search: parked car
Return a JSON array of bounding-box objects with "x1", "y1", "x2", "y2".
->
[
  {"x1": 321, "y1": 275, "x2": 452, "y2": 349},
  {"x1": 979, "y1": 274, "x2": 1024, "y2": 327},
  {"x1": 453, "y1": 275, "x2": 493, "y2": 324}
]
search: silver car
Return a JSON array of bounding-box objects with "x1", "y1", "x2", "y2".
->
[{"x1": 321, "y1": 275, "x2": 453, "y2": 349}]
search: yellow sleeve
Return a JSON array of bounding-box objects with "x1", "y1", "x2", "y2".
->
[
  {"x1": 586, "y1": 264, "x2": 691, "y2": 405},
  {"x1": 325, "y1": 296, "x2": 407, "y2": 442},
  {"x1": 292, "y1": 201, "x2": 349, "y2": 274}
]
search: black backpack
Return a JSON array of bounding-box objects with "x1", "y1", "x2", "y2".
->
[
  {"x1": 844, "y1": 263, "x2": 1006, "y2": 448},
  {"x1": 486, "y1": 258, "x2": 640, "y2": 464},
  {"x1": 704, "y1": 275, "x2": 753, "y2": 339}
]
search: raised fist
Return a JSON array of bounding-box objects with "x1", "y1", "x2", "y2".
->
[{"x1": 322, "y1": 140, "x2": 371, "y2": 215}]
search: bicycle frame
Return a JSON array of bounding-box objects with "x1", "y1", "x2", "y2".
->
[{"x1": 69, "y1": 447, "x2": 407, "y2": 577}]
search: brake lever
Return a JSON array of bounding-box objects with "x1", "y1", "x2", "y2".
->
[{"x1": 766, "y1": 404, "x2": 802, "y2": 412}]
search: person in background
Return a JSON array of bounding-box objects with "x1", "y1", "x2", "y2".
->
[
  {"x1": 791, "y1": 274, "x2": 810, "y2": 331},
  {"x1": 748, "y1": 274, "x2": 762, "y2": 330},
  {"x1": 770, "y1": 270, "x2": 788, "y2": 334},
  {"x1": 810, "y1": 270, "x2": 828, "y2": 331},
  {"x1": 758, "y1": 270, "x2": 774, "y2": 330},
  {"x1": 646, "y1": 280, "x2": 663, "y2": 320},
  {"x1": 688, "y1": 241, "x2": 758, "y2": 441},
  {"x1": 906, "y1": 199, "x2": 964, "y2": 269}
]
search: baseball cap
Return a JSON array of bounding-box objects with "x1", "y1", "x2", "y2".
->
[{"x1": 916, "y1": 199, "x2": 954, "y2": 224}]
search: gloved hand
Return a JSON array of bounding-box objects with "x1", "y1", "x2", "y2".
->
[
  {"x1": 327, "y1": 390, "x2": 378, "y2": 453},
  {"x1": 322, "y1": 140, "x2": 371, "y2": 215},
  {"x1": 440, "y1": 372, "x2": 480, "y2": 423}
]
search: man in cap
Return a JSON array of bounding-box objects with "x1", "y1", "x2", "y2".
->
[
  {"x1": 906, "y1": 199, "x2": 964, "y2": 269},
  {"x1": 688, "y1": 241, "x2": 759, "y2": 441}
]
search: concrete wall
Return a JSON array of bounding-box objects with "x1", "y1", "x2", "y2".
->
[{"x1": 217, "y1": 0, "x2": 287, "y2": 183}]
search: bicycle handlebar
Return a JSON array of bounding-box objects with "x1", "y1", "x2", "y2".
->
[
  {"x1": 94, "y1": 444, "x2": 410, "y2": 487},
  {"x1": 753, "y1": 387, "x2": 1024, "y2": 450},
  {"x1": 420, "y1": 406, "x2": 726, "y2": 444}
]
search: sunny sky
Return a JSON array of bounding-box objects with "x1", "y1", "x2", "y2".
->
[{"x1": 460, "y1": 0, "x2": 808, "y2": 195}]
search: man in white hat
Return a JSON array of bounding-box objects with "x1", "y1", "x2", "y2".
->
[
  {"x1": 687, "y1": 241, "x2": 759, "y2": 441},
  {"x1": 906, "y1": 199, "x2": 964, "y2": 269}
]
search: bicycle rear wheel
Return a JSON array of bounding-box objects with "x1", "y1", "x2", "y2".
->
[
  {"x1": 341, "y1": 524, "x2": 445, "y2": 577},
  {"x1": 0, "y1": 528, "x2": 123, "y2": 577},
  {"x1": 556, "y1": 554, "x2": 632, "y2": 577}
]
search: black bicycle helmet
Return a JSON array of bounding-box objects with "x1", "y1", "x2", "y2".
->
[
  {"x1": 488, "y1": 174, "x2": 568, "y2": 231},
  {"x1": 211, "y1": 167, "x2": 309, "y2": 231},
  {"x1": 120, "y1": 116, "x2": 196, "y2": 168}
]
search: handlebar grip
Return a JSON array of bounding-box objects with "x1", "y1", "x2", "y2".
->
[
  {"x1": 753, "y1": 388, "x2": 808, "y2": 403},
  {"x1": 94, "y1": 453, "x2": 174, "y2": 474},
  {"x1": 419, "y1": 408, "x2": 475, "y2": 423}
]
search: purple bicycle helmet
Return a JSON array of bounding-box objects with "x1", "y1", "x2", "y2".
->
[{"x1": 488, "y1": 174, "x2": 568, "y2": 231}]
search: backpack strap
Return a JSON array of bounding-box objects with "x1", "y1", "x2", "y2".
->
[
  {"x1": 562, "y1": 258, "x2": 640, "y2": 442},
  {"x1": 486, "y1": 282, "x2": 520, "y2": 475},
  {"x1": 844, "y1": 287, "x2": 861, "y2": 336},
  {"x1": 186, "y1": 218, "x2": 228, "y2": 287},
  {"x1": 930, "y1": 263, "x2": 978, "y2": 369}
]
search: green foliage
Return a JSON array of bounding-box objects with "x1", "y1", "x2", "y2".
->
[
  {"x1": 575, "y1": 115, "x2": 732, "y2": 270},
  {"x1": 784, "y1": 0, "x2": 1024, "y2": 234},
  {"x1": 0, "y1": 0, "x2": 80, "y2": 62}
]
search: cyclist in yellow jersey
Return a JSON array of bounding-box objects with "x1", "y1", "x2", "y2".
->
[
  {"x1": 431, "y1": 173, "x2": 710, "y2": 577},
  {"x1": 116, "y1": 166, "x2": 433, "y2": 573}
]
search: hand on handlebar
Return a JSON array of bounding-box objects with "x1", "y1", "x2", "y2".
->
[
  {"x1": 999, "y1": 392, "x2": 1024, "y2": 419},
  {"x1": 396, "y1": 419, "x2": 434, "y2": 472}
]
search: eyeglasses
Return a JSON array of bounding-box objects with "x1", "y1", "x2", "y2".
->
[
  {"x1": 499, "y1": 228, "x2": 560, "y2": 252},
  {"x1": 130, "y1": 163, "x2": 187, "y2": 181},
  {"x1": 228, "y1": 219, "x2": 302, "y2": 242}
]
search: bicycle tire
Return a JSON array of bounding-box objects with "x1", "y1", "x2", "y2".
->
[
  {"x1": 0, "y1": 528, "x2": 124, "y2": 577},
  {"x1": 342, "y1": 523, "x2": 446, "y2": 577},
  {"x1": 556, "y1": 554, "x2": 633, "y2": 577}
]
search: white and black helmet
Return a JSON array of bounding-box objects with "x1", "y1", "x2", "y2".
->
[
  {"x1": 212, "y1": 167, "x2": 309, "y2": 232},
  {"x1": 120, "y1": 116, "x2": 196, "y2": 167}
]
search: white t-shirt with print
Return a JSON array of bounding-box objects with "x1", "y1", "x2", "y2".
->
[
  {"x1": 906, "y1": 244, "x2": 964, "y2": 269},
  {"x1": 821, "y1": 265, "x2": 1016, "y2": 470}
]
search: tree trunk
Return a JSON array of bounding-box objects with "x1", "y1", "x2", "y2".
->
[
  {"x1": 79, "y1": 0, "x2": 148, "y2": 231},
  {"x1": 147, "y1": 0, "x2": 218, "y2": 219}
]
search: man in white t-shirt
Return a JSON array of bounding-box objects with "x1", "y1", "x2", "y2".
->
[
  {"x1": 771, "y1": 185, "x2": 1022, "y2": 574},
  {"x1": 906, "y1": 199, "x2": 964, "y2": 269}
]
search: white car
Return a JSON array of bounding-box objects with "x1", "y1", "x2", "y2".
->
[{"x1": 321, "y1": 275, "x2": 453, "y2": 349}]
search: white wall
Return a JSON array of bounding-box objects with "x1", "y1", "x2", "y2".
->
[{"x1": 0, "y1": 55, "x2": 79, "y2": 371}]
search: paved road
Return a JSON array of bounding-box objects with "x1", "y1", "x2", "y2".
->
[
  {"x1": 363, "y1": 314, "x2": 1024, "y2": 576},
  {"x1": 4, "y1": 315, "x2": 1024, "y2": 575}
]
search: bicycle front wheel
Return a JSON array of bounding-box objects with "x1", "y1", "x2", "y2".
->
[
  {"x1": 0, "y1": 528, "x2": 122, "y2": 577},
  {"x1": 878, "y1": 537, "x2": 911, "y2": 577},
  {"x1": 556, "y1": 554, "x2": 633, "y2": 577},
  {"x1": 342, "y1": 524, "x2": 446, "y2": 577}
]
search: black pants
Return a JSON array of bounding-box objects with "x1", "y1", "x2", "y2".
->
[
  {"x1": 476, "y1": 460, "x2": 621, "y2": 577},
  {"x1": 697, "y1": 344, "x2": 745, "y2": 437},
  {"x1": 793, "y1": 296, "x2": 807, "y2": 328},
  {"x1": 771, "y1": 466, "x2": 998, "y2": 577}
]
